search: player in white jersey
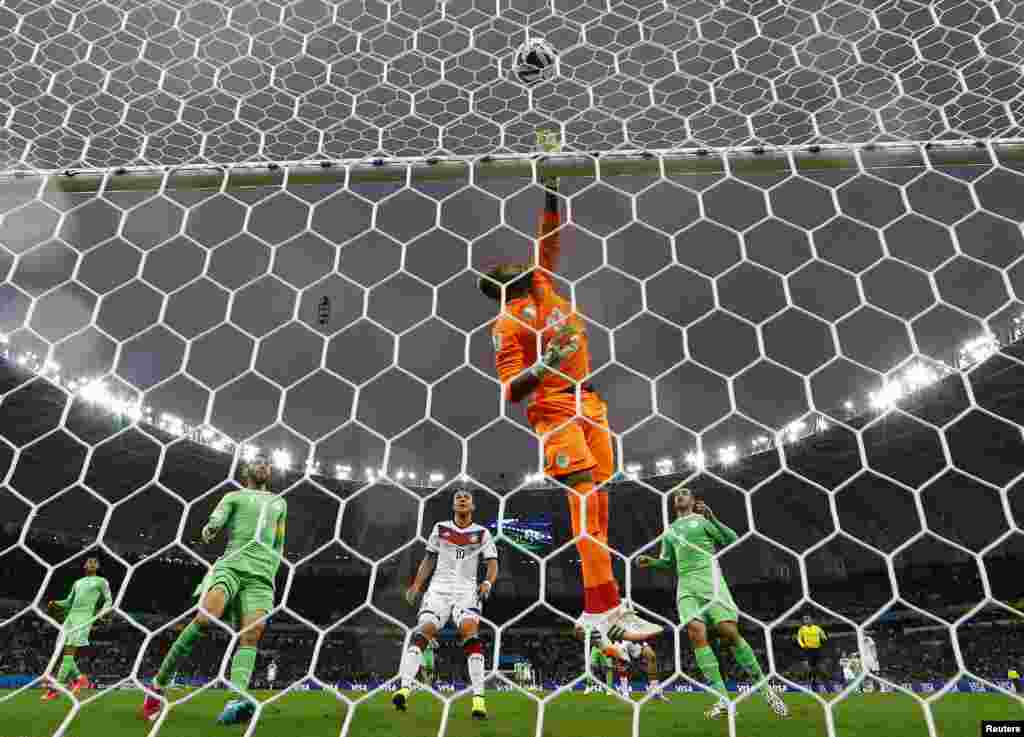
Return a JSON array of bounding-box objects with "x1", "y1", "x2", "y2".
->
[
  {"x1": 395, "y1": 489, "x2": 499, "y2": 720},
  {"x1": 840, "y1": 653, "x2": 859, "y2": 684},
  {"x1": 606, "y1": 641, "x2": 669, "y2": 701},
  {"x1": 266, "y1": 661, "x2": 277, "y2": 690},
  {"x1": 860, "y1": 631, "x2": 879, "y2": 693}
]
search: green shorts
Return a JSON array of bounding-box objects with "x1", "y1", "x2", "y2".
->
[
  {"x1": 677, "y1": 593, "x2": 738, "y2": 628},
  {"x1": 195, "y1": 564, "x2": 274, "y2": 629},
  {"x1": 62, "y1": 613, "x2": 95, "y2": 648},
  {"x1": 422, "y1": 648, "x2": 434, "y2": 671}
]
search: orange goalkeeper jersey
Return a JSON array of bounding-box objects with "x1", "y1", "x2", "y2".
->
[{"x1": 491, "y1": 208, "x2": 592, "y2": 403}]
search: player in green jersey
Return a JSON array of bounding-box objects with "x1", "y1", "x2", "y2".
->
[
  {"x1": 637, "y1": 485, "x2": 788, "y2": 720},
  {"x1": 42, "y1": 556, "x2": 112, "y2": 701},
  {"x1": 140, "y1": 456, "x2": 287, "y2": 725}
]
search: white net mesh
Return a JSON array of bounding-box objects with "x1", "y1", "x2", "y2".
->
[{"x1": 2, "y1": 1, "x2": 1024, "y2": 736}]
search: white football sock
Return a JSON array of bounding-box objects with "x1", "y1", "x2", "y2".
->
[
  {"x1": 467, "y1": 653, "x2": 485, "y2": 696},
  {"x1": 400, "y1": 645, "x2": 422, "y2": 689}
]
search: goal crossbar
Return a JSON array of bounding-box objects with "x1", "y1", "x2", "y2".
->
[{"x1": 5, "y1": 141, "x2": 1023, "y2": 194}]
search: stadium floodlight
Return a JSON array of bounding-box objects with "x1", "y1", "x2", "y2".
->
[
  {"x1": 959, "y1": 334, "x2": 999, "y2": 368},
  {"x1": 408, "y1": 472, "x2": 417, "y2": 481},
  {"x1": 903, "y1": 362, "x2": 938, "y2": 391},
  {"x1": 241, "y1": 445, "x2": 259, "y2": 463},
  {"x1": 869, "y1": 381, "x2": 904, "y2": 411},
  {"x1": 160, "y1": 414, "x2": 184, "y2": 437},
  {"x1": 718, "y1": 446, "x2": 738, "y2": 466},
  {"x1": 335, "y1": 465, "x2": 352, "y2": 480},
  {"x1": 685, "y1": 451, "x2": 706, "y2": 469},
  {"x1": 271, "y1": 448, "x2": 292, "y2": 471},
  {"x1": 396, "y1": 469, "x2": 406, "y2": 480},
  {"x1": 429, "y1": 472, "x2": 444, "y2": 485},
  {"x1": 816, "y1": 417, "x2": 828, "y2": 432},
  {"x1": 625, "y1": 463, "x2": 642, "y2": 479},
  {"x1": 656, "y1": 458, "x2": 674, "y2": 474},
  {"x1": 844, "y1": 400, "x2": 854, "y2": 411}
]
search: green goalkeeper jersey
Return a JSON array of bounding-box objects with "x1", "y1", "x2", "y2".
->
[
  {"x1": 590, "y1": 645, "x2": 609, "y2": 668},
  {"x1": 55, "y1": 575, "x2": 112, "y2": 617},
  {"x1": 204, "y1": 488, "x2": 287, "y2": 583},
  {"x1": 648, "y1": 513, "x2": 738, "y2": 598}
]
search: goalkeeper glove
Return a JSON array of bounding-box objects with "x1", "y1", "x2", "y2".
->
[{"x1": 531, "y1": 326, "x2": 579, "y2": 379}]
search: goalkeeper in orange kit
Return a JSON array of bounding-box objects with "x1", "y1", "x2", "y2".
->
[{"x1": 478, "y1": 131, "x2": 661, "y2": 646}]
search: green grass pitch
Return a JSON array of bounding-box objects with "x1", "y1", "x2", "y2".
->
[{"x1": 5, "y1": 688, "x2": 1021, "y2": 736}]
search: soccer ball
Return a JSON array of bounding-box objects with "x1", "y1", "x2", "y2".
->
[{"x1": 514, "y1": 37, "x2": 557, "y2": 87}]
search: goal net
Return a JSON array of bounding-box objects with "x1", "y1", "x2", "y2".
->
[{"x1": 1, "y1": 1, "x2": 1023, "y2": 736}]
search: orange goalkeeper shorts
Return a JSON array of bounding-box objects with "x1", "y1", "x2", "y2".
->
[{"x1": 527, "y1": 390, "x2": 613, "y2": 484}]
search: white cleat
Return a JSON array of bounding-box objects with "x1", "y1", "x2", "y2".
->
[
  {"x1": 650, "y1": 688, "x2": 670, "y2": 702},
  {"x1": 604, "y1": 602, "x2": 663, "y2": 643},
  {"x1": 763, "y1": 686, "x2": 790, "y2": 718},
  {"x1": 704, "y1": 698, "x2": 731, "y2": 720}
]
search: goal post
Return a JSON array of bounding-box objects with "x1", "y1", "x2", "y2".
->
[{"x1": 10, "y1": 140, "x2": 1024, "y2": 194}]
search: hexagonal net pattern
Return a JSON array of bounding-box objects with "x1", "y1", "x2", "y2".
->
[
  {"x1": 0, "y1": 0, "x2": 1022, "y2": 176},
  {"x1": 3, "y1": 142, "x2": 1024, "y2": 735},
  {"x1": 0, "y1": 2, "x2": 1021, "y2": 736}
]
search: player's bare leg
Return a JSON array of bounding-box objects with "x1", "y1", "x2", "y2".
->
[
  {"x1": 217, "y1": 610, "x2": 267, "y2": 725},
  {"x1": 717, "y1": 621, "x2": 788, "y2": 718},
  {"x1": 459, "y1": 617, "x2": 487, "y2": 720},
  {"x1": 141, "y1": 586, "x2": 227, "y2": 721},
  {"x1": 640, "y1": 645, "x2": 668, "y2": 702},
  {"x1": 395, "y1": 621, "x2": 438, "y2": 712}
]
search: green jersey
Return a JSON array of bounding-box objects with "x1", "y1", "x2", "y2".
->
[
  {"x1": 204, "y1": 488, "x2": 287, "y2": 584},
  {"x1": 649, "y1": 513, "x2": 738, "y2": 598},
  {"x1": 590, "y1": 645, "x2": 609, "y2": 668},
  {"x1": 55, "y1": 575, "x2": 112, "y2": 617}
]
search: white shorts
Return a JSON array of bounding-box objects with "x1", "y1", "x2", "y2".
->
[
  {"x1": 864, "y1": 659, "x2": 880, "y2": 673},
  {"x1": 418, "y1": 587, "x2": 480, "y2": 630}
]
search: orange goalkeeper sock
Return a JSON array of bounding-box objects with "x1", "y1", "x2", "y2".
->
[{"x1": 568, "y1": 483, "x2": 620, "y2": 613}]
